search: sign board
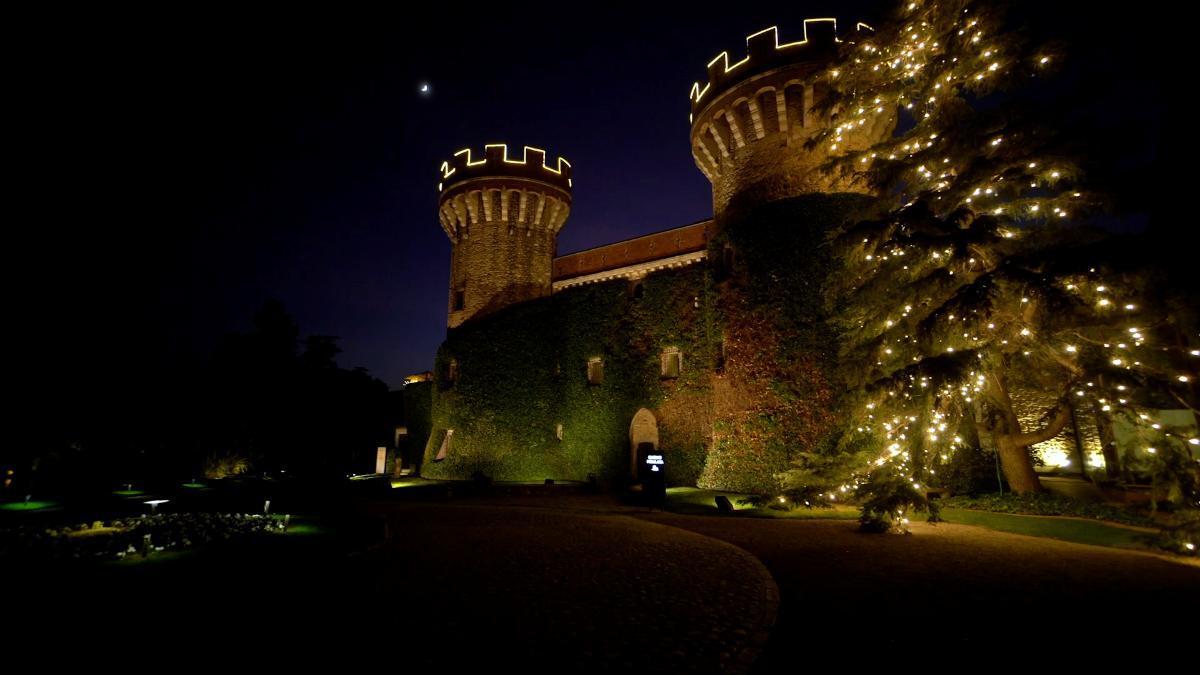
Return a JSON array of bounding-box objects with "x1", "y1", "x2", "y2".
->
[
  {"x1": 645, "y1": 454, "x2": 664, "y2": 472},
  {"x1": 636, "y1": 445, "x2": 666, "y2": 507}
]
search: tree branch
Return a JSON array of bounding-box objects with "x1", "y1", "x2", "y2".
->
[
  {"x1": 1169, "y1": 390, "x2": 1200, "y2": 415},
  {"x1": 1011, "y1": 403, "x2": 1073, "y2": 447}
]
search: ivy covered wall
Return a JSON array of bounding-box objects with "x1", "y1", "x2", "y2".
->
[
  {"x1": 423, "y1": 264, "x2": 718, "y2": 484},
  {"x1": 698, "y1": 193, "x2": 879, "y2": 492},
  {"x1": 421, "y1": 194, "x2": 880, "y2": 490}
]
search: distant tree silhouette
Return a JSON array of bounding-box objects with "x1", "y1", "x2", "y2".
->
[{"x1": 199, "y1": 301, "x2": 391, "y2": 480}]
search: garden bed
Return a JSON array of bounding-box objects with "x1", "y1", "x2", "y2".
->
[
  {"x1": 0, "y1": 512, "x2": 289, "y2": 562},
  {"x1": 938, "y1": 493, "x2": 1156, "y2": 527}
]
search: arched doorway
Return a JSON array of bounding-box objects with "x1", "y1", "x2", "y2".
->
[{"x1": 629, "y1": 408, "x2": 659, "y2": 478}]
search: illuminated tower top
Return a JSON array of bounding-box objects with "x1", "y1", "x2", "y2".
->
[
  {"x1": 436, "y1": 144, "x2": 572, "y2": 328},
  {"x1": 688, "y1": 20, "x2": 893, "y2": 219}
]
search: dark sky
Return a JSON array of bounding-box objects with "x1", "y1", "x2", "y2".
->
[{"x1": 15, "y1": 1, "x2": 1172, "y2": 395}]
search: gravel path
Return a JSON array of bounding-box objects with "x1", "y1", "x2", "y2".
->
[
  {"x1": 368, "y1": 503, "x2": 778, "y2": 673},
  {"x1": 634, "y1": 512, "x2": 1200, "y2": 669}
]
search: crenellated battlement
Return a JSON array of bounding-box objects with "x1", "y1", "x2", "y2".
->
[
  {"x1": 438, "y1": 144, "x2": 572, "y2": 195},
  {"x1": 688, "y1": 19, "x2": 890, "y2": 218},
  {"x1": 689, "y1": 20, "x2": 864, "y2": 117},
  {"x1": 436, "y1": 143, "x2": 573, "y2": 245}
]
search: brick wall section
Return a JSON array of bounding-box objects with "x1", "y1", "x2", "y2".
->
[
  {"x1": 447, "y1": 210, "x2": 558, "y2": 327},
  {"x1": 439, "y1": 177, "x2": 570, "y2": 328},
  {"x1": 1009, "y1": 383, "x2": 1102, "y2": 473},
  {"x1": 552, "y1": 221, "x2": 712, "y2": 282}
]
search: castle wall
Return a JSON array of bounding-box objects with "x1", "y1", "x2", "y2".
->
[
  {"x1": 424, "y1": 264, "x2": 718, "y2": 485},
  {"x1": 423, "y1": 194, "x2": 874, "y2": 491}
]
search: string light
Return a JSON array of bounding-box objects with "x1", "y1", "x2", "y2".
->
[{"x1": 814, "y1": 1, "x2": 1197, "y2": 530}]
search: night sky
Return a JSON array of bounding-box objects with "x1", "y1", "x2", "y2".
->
[{"x1": 15, "y1": 1, "x2": 1173, "y2": 403}]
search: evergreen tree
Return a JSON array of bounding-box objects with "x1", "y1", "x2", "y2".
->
[{"x1": 796, "y1": 0, "x2": 1196, "y2": 506}]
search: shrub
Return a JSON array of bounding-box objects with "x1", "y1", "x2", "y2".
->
[{"x1": 857, "y1": 470, "x2": 941, "y2": 534}]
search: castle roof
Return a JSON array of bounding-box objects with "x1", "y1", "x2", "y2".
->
[{"x1": 551, "y1": 220, "x2": 712, "y2": 290}]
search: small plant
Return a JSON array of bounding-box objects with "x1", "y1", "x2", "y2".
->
[
  {"x1": 857, "y1": 470, "x2": 940, "y2": 534},
  {"x1": 1143, "y1": 510, "x2": 1200, "y2": 557}
]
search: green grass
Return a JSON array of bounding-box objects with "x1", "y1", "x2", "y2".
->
[
  {"x1": 666, "y1": 488, "x2": 1159, "y2": 549},
  {"x1": 939, "y1": 507, "x2": 1151, "y2": 549},
  {"x1": 112, "y1": 490, "x2": 146, "y2": 497},
  {"x1": 283, "y1": 519, "x2": 332, "y2": 537},
  {"x1": 666, "y1": 488, "x2": 858, "y2": 520},
  {"x1": 939, "y1": 493, "x2": 1154, "y2": 527},
  {"x1": 389, "y1": 477, "x2": 450, "y2": 489},
  {"x1": 0, "y1": 500, "x2": 61, "y2": 511}
]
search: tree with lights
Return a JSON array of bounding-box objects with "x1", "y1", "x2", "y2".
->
[{"x1": 793, "y1": 0, "x2": 1198, "y2": 509}]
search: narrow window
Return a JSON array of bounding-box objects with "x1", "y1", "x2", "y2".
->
[
  {"x1": 555, "y1": 423, "x2": 564, "y2": 441},
  {"x1": 715, "y1": 340, "x2": 726, "y2": 374},
  {"x1": 452, "y1": 289, "x2": 465, "y2": 311},
  {"x1": 661, "y1": 347, "x2": 682, "y2": 379},
  {"x1": 435, "y1": 429, "x2": 453, "y2": 461},
  {"x1": 587, "y1": 357, "x2": 604, "y2": 385},
  {"x1": 447, "y1": 358, "x2": 459, "y2": 385}
]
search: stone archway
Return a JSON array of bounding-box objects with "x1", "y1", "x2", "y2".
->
[{"x1": 629, "y1": 408, "x2": 659, "y2": 478}]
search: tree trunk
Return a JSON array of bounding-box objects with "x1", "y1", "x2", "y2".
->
[
  {"x1": 1094, "y1": 407, "x2": 1123, "y2": 481},
  {"x1": 995, "y1": 435, "x2": 1045, "y2": 494},
  {"x1": 993, "y1": 404, "x2": 1074, "y2": 494},
  {"x1": 981, "y1": 367, "x2": 1074, "y2": 495}
]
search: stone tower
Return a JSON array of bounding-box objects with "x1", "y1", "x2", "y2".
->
[
  {"x1": 688, "y1": 19, "x2": 894, "y2": 220},
  {"x1": 437, "y1": 144, "x2": 572, "y2": 328}
]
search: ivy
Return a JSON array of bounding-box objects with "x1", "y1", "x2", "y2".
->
[
  {"x1": 423, "y1": 265, "x2": 718, "y2": 484},
  {"x1": 421, "y1": 194, "x2": 880, "y2": 491}
]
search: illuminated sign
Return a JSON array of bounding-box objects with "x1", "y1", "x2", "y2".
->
[{"x1": 646, "y1": 454, "x2": 664, "y2": 472}]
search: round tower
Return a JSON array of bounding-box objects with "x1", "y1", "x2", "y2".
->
[
  {"x1": 437, "y1": 144, "x2": 572, "y2": 328},
  {"x1": 688, "y1": 19, "x2": 894, "y2": 220}
]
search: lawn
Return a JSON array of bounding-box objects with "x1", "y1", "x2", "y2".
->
[
  {"x1": 390, "y1": 477, "x2": 444, "y2": 488},
  {"x1": 665, "y1": 487, "x2": 859, "y2": 520},
  {"x1": 0, "y1": 500, "x2": 61, "y2": 512},
  {"x1": 938, "y1": 507, "x2": 1153, "y2": 549},
  {"x1": 666, "y1": 488, "x2": 1160, "y2": 550}
]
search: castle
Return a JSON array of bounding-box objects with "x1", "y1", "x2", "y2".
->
[
  {"x1": 391, "y1": 12, "x2": 1186, "y2": 501},
  {"x1": 414, "y1": 19, "x2": 906, "y2": 491}
]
